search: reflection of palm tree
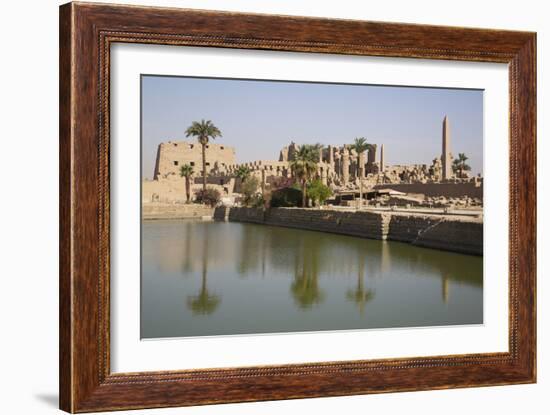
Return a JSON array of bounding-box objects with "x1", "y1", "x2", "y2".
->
[
  {"x1": 290, "y1": 244, "x2": 325, "y2": 309},
  {"x1": 291, "y1": 272, "x2": 325, "y2": 309},
  {"x1": 346, "y1": 280, "x2": 375, "y2": 314},
  {"x1": 182, "y1": 221, "x2": 193, "y2": 273},
  {"x1": 441, "y1": 275, "x2": 450, "y2": 304},
  {"x1": 187, "y1": 271, "x2": 221, "y2": 315},
  {"x1": 236, "y1": 224, "x2": 261, "y2": 277},
  {"x1": 186, "y1": 225, "x2": 221, "y2": 315},
  {"x1": 346, "y1": 255, "x2": 375, "y2": 314}
]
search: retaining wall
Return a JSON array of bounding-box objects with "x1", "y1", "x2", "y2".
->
[
  {"x1": 226, "y1": 207, "x2": 387, "y2": 240},
  {"x1": 142, "y1": 203, "x2": 214, "y2": 220},
  {"x1": 216, "y1": 207, "x2": 482, "y2": 255}
]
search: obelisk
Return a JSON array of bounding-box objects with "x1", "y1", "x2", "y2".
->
[{"x1": 442, "y1": 116, "x2": 452, "y2": 180}]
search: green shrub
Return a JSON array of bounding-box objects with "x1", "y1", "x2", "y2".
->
[
  {"x1": 241, "y1": 176, "x2": 260, "y2": 207},
  {"x1": 194, "y1": 188, "x2": 221, "y2": 207},
  {"x1": 270, "y1": 187, "x2": 303, "y2": 208},
  {"x1": 250, "y1": 194, "x2": 265, "y2": 208},
  {"x1": 307, "y1": 179, "x2": 332, "y2": 206}
]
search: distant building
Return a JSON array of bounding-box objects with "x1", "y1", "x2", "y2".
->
[
  {"x1": 153, "y1": 140, "x2": 236, "y2": 180},
  {"x1": 144, "y1": 116, "x2": 478, "y2": 204}
]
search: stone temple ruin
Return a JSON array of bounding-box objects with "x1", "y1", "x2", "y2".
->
[
  {"x1": 153, "y1": 140, "x2": 236, "y2": 180},
  {"x1": 142, "y1": 116, "x2": 483, "y2": 209}
]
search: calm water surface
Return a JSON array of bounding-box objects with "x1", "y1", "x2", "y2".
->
[{"x1": 141, "y1": 220, "x2": 483, "y2": 338}]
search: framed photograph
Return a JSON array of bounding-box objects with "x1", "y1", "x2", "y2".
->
[{"x1": 59, "y1": 2, "x2": 536, "y2": 412}]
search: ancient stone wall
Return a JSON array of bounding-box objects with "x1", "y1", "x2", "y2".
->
[
  {"x1": 263, "y1": 209, "x2": 386, "y2": 239},
  {"x1": 386, "y1": 214, "x2": 442, "y2": 243},
  {"x1": 142, "y1": 178, "x2": 187, "y2": 204},
  {"x1": 373, "y1": 182, "x2": 483, "y2": 199},
  {"x1": 225, "y1": 207, "x2": 386, "y2": 239},
  {"x1": 412, "y1": 220, "x2": 483, "y2": 255},
  {"x1": 143, "y1": 176, "x2": 235, "y2": 204},
  {"x1": 153, "y1": 140, "x2": 236, "y2": 179},
  {"x1": 142, "y1": 203, "x2": 214, "y2": 220},
  {"x1": 217, "y1": 207, "x2": 482, "y2": 255},
  {"x1": 385, "y1": 214, "x2": 483, "y2": 254},
  {"x1": 227, "y1": 206, "x2": 266, "y2": 224}
]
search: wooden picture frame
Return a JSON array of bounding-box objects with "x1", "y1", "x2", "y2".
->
[{"x1": 59, "y1": 2, "x2": 536, "y2": 412}]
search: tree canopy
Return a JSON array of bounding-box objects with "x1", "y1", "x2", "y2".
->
[
  {"x1": 307, "y1": 179, "x2": 332, "y2": 206},
  {"x1": 452, "y1": 153, "x2": 471, "y2": 178},
  {"x1": 290, "y1": 144, "x2": 321, "y2": 181},
  {"x1": 185, "y1": 119, "x2": 222, "y2": 145},
  {"x1": 352, "y1": 137, "x2": 369, "y2": 155},
  {"x1": 235, "y1": 165, "x2": 251, "y2": 181},
  {"x1": 290, "y1": 144, "x2": 321, "y2": 207},
  {"x1": 179, "y1": 164, "x2": 194, "y2": 177}
]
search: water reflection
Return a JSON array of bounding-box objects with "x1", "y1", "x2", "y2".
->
[
  {"x1": 290, "y1": 242, "x2": 325, "y2": 309},
  {"x1": 186, "y1": 226, "x2": 221, "y2": 315},
  {"x1": 346, "y1": 255, "x2": 375, "y2": 314},
  {"x1": 141, "y1": 220, "x2": 483, "y2": 338}
]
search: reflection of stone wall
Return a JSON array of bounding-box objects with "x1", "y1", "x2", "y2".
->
[
  {"x1": 218, "y1": 207, "x2": 482, "y2": 256},
  {"x1": 373, "y1": 182, "x2": 482, "y2": 198}
]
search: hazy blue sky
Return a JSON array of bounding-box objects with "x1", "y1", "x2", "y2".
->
[{"x1": 141, "y1": 75, "x2": 483, "y2": 179}]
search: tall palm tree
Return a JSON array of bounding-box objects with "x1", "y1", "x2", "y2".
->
[
  {"x1": 452, "y1": 152, "x2": 471, "y2": 178},
  {"x1": 185, "y1": 120, "x2": 222, "y2": 191},
  {"x1": 352, "y1": 137, "x2": 369, "y2": 210},
  {"x1": 290, "y1": 144, "x2": 321, "y2": 208},
  {"x1": 179, "y1": 164, "x2": 194, "y2": 203}
]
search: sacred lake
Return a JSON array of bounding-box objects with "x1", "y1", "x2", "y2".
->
[{"x1": 141, "y1": 220, "x2": 483, "y2": 339}]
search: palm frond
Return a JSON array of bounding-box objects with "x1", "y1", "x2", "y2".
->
[
  {"x1": 289, "y1": 144, "x2": 321, "y2": 181},
  {"x1": 352, "y1": 137, "x2": 369, "y2": 154},
  {"x1": 179, "y1": 164, "x2": 194, "y2": 177},
  {"x1": 185, "y1": 119, "x2": 222, "y2": 144}
]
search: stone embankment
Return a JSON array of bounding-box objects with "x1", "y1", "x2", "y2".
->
[
  {"x1": 142, "y1": 203, "x2": 214, "y2": 220},
  {"x1": 214, "y1": 207, "x2": 483, "y2": 256}
]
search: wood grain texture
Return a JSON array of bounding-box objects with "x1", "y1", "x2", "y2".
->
[
  {"x1": 59, "y1": 3, "x2": 73, "y2": 411},
  {"x1": 59, "y1": 2, "x2": 537, "y2": 412}
]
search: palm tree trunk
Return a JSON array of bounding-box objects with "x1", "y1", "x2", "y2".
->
[
  {"x1": 359, "y1": 171, "x2": 363, "y2": 210},
  {"x1": 302, "y1": 180, "x2": 307, "y2": 208},
  {"x1": 201, "y1": 142, "x2": 207, "y2": 192},
  {"x1": 185, "y1": 177, "x2": 190, "y2": 202},
  {"x1": 358, "y1": 179, "x2": 363, "y2": 210}
]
